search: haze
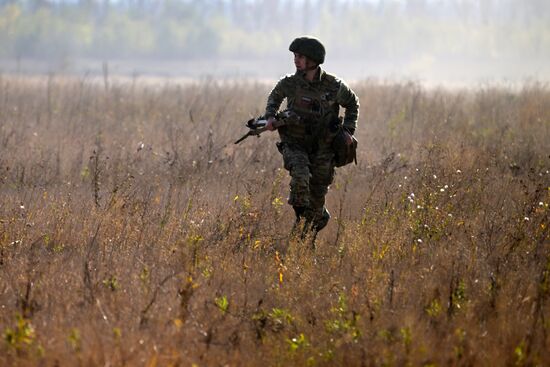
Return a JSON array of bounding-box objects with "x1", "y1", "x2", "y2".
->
[{"x1": 0, "y1": 0, "x2": 549, "y2": 85}]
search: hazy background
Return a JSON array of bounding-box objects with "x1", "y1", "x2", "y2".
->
[{"x1": 0, "y1": 0, "x2": 549, "y2": 84}]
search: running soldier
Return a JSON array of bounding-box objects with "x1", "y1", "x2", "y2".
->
[{"x1": 265, "y1": 36, "x2": 360, "y2": 239}]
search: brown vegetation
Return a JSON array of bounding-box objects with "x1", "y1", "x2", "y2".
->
[{"x1": 0, "y1": 75, "x2": 549, "y2": 366}]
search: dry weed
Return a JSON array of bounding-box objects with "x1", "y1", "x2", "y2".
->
[{"x1": 0, "y1": 75, "x2": 549, "y2": 366}]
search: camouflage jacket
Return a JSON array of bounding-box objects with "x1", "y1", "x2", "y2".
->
[{"x1": 265, "y1": 68, "x2": 359, "y2": 137}]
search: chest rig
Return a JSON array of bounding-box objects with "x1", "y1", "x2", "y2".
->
[
  {"x1": 293, "y1": 85, "x2": 325, "y2": 122},
  {"x1": 281, "y1": 78, "x2": 340, "y2": 145}
]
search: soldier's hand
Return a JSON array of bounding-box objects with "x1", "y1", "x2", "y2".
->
[
  {"x1": 344, "y1": 130, "x2": 354, "y2": 145},
  {"x1": 266, "y1": 117, "x2": 277, "y2": 131}
]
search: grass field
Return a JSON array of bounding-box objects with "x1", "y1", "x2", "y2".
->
[{"x1": 0, "y1": 75, "x2": 549, "y2": 366}]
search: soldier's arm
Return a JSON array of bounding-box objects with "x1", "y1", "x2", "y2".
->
[
  {"x1": 336, "y1": 81, "x2": 360, "y2": 134},
  {"x1": 264, "y1": 77, "x2": 290, "y2": 119}
]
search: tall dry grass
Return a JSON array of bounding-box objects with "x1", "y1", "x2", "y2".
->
[{"x1": 0, "y1": 74, "x2": 549, "y2": 366}]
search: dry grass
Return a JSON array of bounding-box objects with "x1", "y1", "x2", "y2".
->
[{"x1": 0, "y1": 74, "x2": 549, "y2": 366}]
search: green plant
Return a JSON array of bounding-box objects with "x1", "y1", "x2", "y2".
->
[
  {"x1": 426, "y1": 298, "x2": 442, "y2": 318},
  {"x1": 287, "y1": 333, "x2": 309, "y2": 352},
  {"x1": 215, "y1": 296, "x2": 229, "y2": 315},
  {"x1": 67, "y1": 328, "x2": 81, "y2": 352},
  {"x1": 325, "y1": 293, "x2": 361, "y2": 342},
  {"x1": 102, "y1": 275, "x2": 119, "y2": 291},
  {"x1": 3, "y1": 314, "x2": 36, "y2": 351}
]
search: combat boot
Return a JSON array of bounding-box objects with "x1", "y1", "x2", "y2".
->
[
  {"x1": 307, "y1": 207, "x2": 330, "y2": 249},
  {"x1": 312, "y1": 207, "x2": 330, "y2": 232}
]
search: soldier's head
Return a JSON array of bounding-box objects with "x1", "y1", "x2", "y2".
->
[{"x1": 289, "y1": 36, "x2": 325, "y2": 71}]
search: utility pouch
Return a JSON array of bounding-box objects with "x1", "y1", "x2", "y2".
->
[
  {"x1": 293, "y1": 86, "x2": 323, "y2": 119},
  {"x1": 332, "y1": 127, "x2": 358, "y2": 167}
]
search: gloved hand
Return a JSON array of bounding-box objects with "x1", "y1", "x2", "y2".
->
[
  {"x1": 266, "y1": 117, "x2": 277, "y2": 131},
  {"x1": 343, "y1": 127, "x2": 355, "y2": 145}
]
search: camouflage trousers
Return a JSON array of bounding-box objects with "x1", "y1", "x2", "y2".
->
[{"x1": 278, "y1": 140, "x2": 335, "y2": 232}]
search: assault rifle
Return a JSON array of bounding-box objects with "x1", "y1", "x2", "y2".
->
[{"x1": 234, "y1": 110, "x2": 298, "y2": 144}]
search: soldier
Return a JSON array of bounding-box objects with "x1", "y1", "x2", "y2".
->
[{"x1": 265, "y1": 36, "x2": 359, "y2": 239}]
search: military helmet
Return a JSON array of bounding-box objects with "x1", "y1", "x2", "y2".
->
[{"x1": 289, "y1": 36, "x2": 325, "y2": 65}]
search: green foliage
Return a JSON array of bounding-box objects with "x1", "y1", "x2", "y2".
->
[
  {"x1": 215, "y1": 295, "x2": 229, "y2": 315},
  {"x1": 3, "y1": 314, "x2": 36, "y2": 350},
  {"x1": 514, "y1": 340, "x2": 526, "y2": 366},
  {"x1": 139, "y1": 266, "x2": 149, "y2": 284},
  {"x1": 269, "y1": 308, "x2": 294, "y2": 328},
  {"x1": 187, "y1": 234, "x2": 204, "y2": 247},
  {"x1": 271, "y1": 196, "x2": 284, "y2": 214},
  {"x1": 325, "y1": 293, "x2": 361, "y2": 342},
  {"x1": 67, "y1": 328, "x2": 81, "y2": 352},
  {"x1": 287, "y1": 333, "x2": 309, "y2": 353},
  {"x1": 400, "y1": 327, "x2": 412, "y2": 351},
  {"x1": 425, "y1": 298, "x2": 442, "y2": 318},
  {"x1": 453, "y1": 328, "x2": 466, "y2": 360},
  {"x1": 102, "y1": 275, "x2": 119, "y2": 291},
  {"x1": 451, "y1": 280, "x2": 467, "y2": 311}
]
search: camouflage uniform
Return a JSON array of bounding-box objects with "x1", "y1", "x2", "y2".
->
[{"x1": 265, "y1": 68, "x2": 359, "y2": 232}]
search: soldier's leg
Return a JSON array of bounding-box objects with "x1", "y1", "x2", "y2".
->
[
  {"x1": 280, "y1": 143, "x2": 311, "y2": 222},
  {"x1": 309, "y1": 188, "x2": 330, "y2": 231},
  {"x1": 309, "y1": 145, "x2": 335, "y2": 232}
]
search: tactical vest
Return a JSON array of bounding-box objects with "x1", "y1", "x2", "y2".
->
[{"x1": 280, "y1": 75, "x2": 341, "y2": 143}]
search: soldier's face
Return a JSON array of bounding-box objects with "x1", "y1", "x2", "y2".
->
[{"x1": 293, "y1": 53, "x2": 308, "y2": 71}]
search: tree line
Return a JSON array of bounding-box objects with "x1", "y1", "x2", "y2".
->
[{"x1": 0, "y1": 0, "x2": 548, "y2": 62}]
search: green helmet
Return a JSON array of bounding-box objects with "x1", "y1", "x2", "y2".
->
[{"x1": 289, "y1": 36, "x2": 325, "y2": 65}]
